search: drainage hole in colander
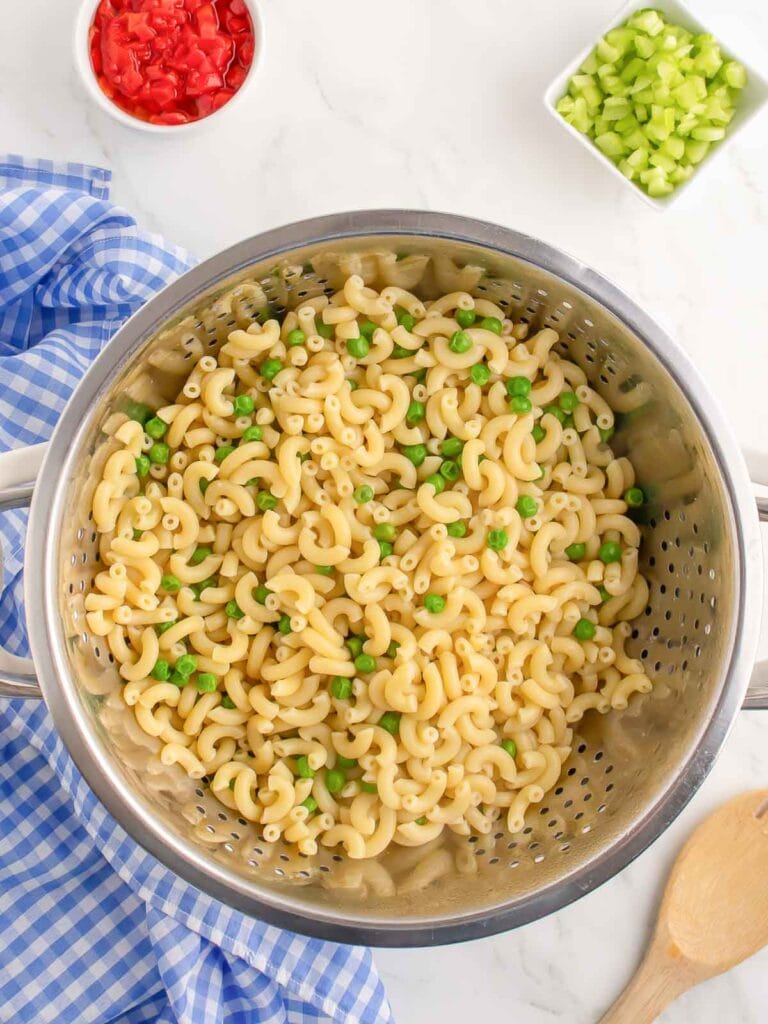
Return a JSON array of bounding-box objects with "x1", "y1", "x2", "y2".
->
[
  {"x1": 567, "y1": 767, "x2": 576, "y2": 776},
  {"x1": 468, "y1": 835, "x2": 478, "y2": 844},
  {"x1": 523, "y1": 826, "x2": 533, "y2": 835},
  {"x1": 598, "y1": 804, "x2": 607, "y2": 813},
  {"x1": 580, "y1": 777, "x2": 589, "y2": 786},
  {"x1": 606, "y1": 783, "x2": 615, "y2": 793},
  {"x1": 583, "y1": 794, "x2": 593, "y2": 803},
  {"x1": 507, "y1": 841, "x2": 518, "y2": 850},
  {"x1": 528, "y1": 841, "x2": 539, "y2": 850},
  {"x1": 217, "y1": 812, "x2": 227, "y2": 822},
  {"x1": 665, "y1": 610, "x2": 672, "y2": 621},
  {"x1": 555, "y1": 786, "x2": 564, "y2": 795},
  {"x1": 605, "y1": 765, "x2": 614, "y2": 775},
  {"x1": 564, "y1": 799, "x2": 573, "y2": 808},
  {"x1": 560, "y1": 844, "x2": 570, "y2": 853},
  {"x1": 510, "y1": 860, "x2": 520, "y2": 868},
  {"x1": 574, "y1": 812, "x2": 584, "y2": 821},
  {"x1": 230, "y1": 832, "x2": 240, "y2": 840}
]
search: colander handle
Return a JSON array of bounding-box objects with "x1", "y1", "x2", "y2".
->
[
  {"x1": 0, "y1": 444, "x2": 45, "y2": 699},
  {"x1": 745, "y1": 482, "x2": 768, "y2": 710}
]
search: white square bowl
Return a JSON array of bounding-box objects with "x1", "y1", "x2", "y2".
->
[{"x1": 543, "y1": 0, "x2": 768, "y2": 209}]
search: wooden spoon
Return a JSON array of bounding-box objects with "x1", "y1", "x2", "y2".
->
[{"x1": 599, "y1": 790, "x2": 768, "y2": 1024}]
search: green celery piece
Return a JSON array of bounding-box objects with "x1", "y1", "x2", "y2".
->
[
  {"x1": 582, "y1": 83, "x2": 603, "y2": 110},
  {"x1": 603, "y1": 77, "x2": 629, "y2": 97},
  {"x1": 628, "y1": 9, "x2": 665, "y2": 36},
  {"x1": 596, "y1": 62, "x2": 616, "y2": 83},
  {"x1": 618, "y1": 158, "x2": 636, "y2": 180},
  {"x1": 605, "y1": 27, "x2": 636, "y2": 55},
  {"x1": 635, "y1": 35, "x2": 656, "y2": 59},
  {"x1": 722, "y1": 61, "x2": 747, "y2": 89},
  {"x1": 634, "y1": 103, "x2": 649, "y2": 123},
  {"x1": 672, "y1": 80, "x2": 701, "y2": 110},
  {"x1": 614, "y1": 113, "x2": 639, "y2": 133},
  {"x1": 693, "y1": 33, "x2": 716, "y2": 48},
  {"x1": 689, "y1": 74, "x2": 708, "y2": 101},
  {"x1": 580, "y1": 52, "x2": 600, "y2": 75},
  {"x1": 556, "y1": 95, "x2": 575, "y2": 116},
  {"x1": 662, "y1": 135, "x2": 685, "y2": 160},
  {"x1": 634, "y1": 87, "x2": 654, "y2": 104},
  {"x1": 625, "y1": 127, "x2": 649, "y2": 149},
  {"x1": 628, "y1": 75, "x2": 653, "y2": 95},
  {"x1": 674, "y1": 44, "x2": 694, "y2": 60},
  {"x1": 647, "y1": 177, "x2": 675, "y2": 197},
  {"x1": 571, "y1": 95, "x2": 591, "y2": 133},
  {"x1": 603, "y1": 96, "x2": 631, "y2": 120},
  {"x1": 592, "y1": 116, "x2": 610, "y2": 136},
  {"x1": 676, "y1": 111, "x2": 699, "y2": 136},
  {"x1": 620, "y1": 57, "x2": 647, "y2": 84},
  {"x1": 670, "y1": 164, "x2": 694, "y2": 184},
  {"x1": 627, "y1": 147, "x2": 649, "y2": 169},
  {"x1": 649, "y1": 150, "x2": 676, "y2": 173},
  {"x1": 704, "y1": 99, "x2": 733, "y2": 125},
  {"x1": 685, "y1": 138, "x2": 710, "y2": 164},
  {"x1": 596, "y1": 38, "x2": 622, "y2": 64},
  {"x1": 691, "y1": 124, "x2": 725, "y2": 141},
  {"x1": 695, "y1": 47, "x2": 723, "y2": 79},
  {"x1": 595, "y1": 131, "x2": 626, "y2": 158}
]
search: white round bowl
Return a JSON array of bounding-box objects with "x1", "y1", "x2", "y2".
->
[{"x1": 73, "y1": 0, "x2": 264, "y2": 134}]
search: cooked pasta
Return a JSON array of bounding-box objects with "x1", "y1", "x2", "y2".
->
[{"x1": 89, "y1": 275, "x2": 652, "y2": 860}]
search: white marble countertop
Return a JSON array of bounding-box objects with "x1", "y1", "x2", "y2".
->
[{"x1": 5, "y1": 0, "x2": 768, "y2": 1020}]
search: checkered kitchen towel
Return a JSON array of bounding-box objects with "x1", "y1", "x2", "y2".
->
[{"x1": 0, "y1": 155, "x2": 392, "y2": 1024}]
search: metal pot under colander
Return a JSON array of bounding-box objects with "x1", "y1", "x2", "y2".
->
[{"x1": 1, "y1": 211, "x2": 766, "y2": 946}]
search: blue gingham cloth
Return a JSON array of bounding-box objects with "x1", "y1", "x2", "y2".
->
[{"x1": 0, "y1": 156, "x2": 392, "y2": 1024}]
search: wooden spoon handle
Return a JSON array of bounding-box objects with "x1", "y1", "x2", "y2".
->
[{"x1": 598, "y1": 943, "x2": 698, "y2": 1024}]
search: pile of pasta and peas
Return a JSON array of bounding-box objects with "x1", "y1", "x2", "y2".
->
[{"x1": 87, "y1": 273, "x2": 652, "y2": 860}]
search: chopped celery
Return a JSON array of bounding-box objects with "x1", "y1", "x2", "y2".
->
[{"x1": 554, "y1": 8, "x2": 747, "y2": 197}]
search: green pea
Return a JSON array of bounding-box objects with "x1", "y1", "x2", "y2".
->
[
  {"x1": 439, "y1": 459, "x2": 460, "y2": 482},
  {"x1": 373, "y1": 522, "x2": 396, "y2": 542},
  {"x1": 531, "y1": 424, "x2": 546, "y2": 443},
  {"x1": 359, "y1": 320, "x2": 377, "y2": 340},
  {"x1": 487, "y1": 529, "x2": 508, "y2": 551},
  {"x1": 214, "y1": 445, "x2": 235, "y2": 463},
  {"x1": 599, "y1": 585, "x2": 611, "y2": 603},
  {"x1": 401, "y1": 443, "x2": 428, "y2": 467},
  {"x1": 470, "y1": 363, "x2": 491, "y2": 386},
  {"x1": 563, "y1": 414, "x2": 575, "y2": 430},
  {"x1": 169, "y1": 670, "x2": 187, "y2": 687},
  {"x1": 161, "y1": 573, "x2": 180, "y2": 593},
  {"x1": 221, "y1": 695, "x2": 236, "y2": 709},
  {"x1": 410, "y1": 368, "x2": 427, "y2": 383},
  {"x1": 360, "y1": 781, "x2": 378, "y2": 794},
  {"x1": 396, "y1": 308, "x2": 416, "y2": 331},
  {"x1": 155, "y1": 620, "x2": 177, "y2": 635},
  {"x1": 302, "y1": 796, "x2": 318, "y2": 813},
  {"x1": 378, "y1": 540, "x2": 394, "y2": 559},
  {"x1": 543, "y1": 404, "x2": 567, "y2": 424},
  {"x1": 509, "y1": 396, "x2": 532, "y2": 414},
  {"x1": 278, "y1": 614, "x2": 293, "y2": 635},
  {"x1": 316, "y1": 321, "x2": 334, "y2": 339},
  {"x1": 624, "y1": 486, "x2": 644, "y2": 508},
  {"x1": 353, "y1": 484, "x2": 374, "y2": 504},
  {"x1": 256, "y1": 491, "x2": 277, "y2": 511},
  {"x1": 132, "y1": 529, "x2": 142, "y2": 541},
  {"x1": 149, "y1": 442, "x2": 170, "y2": 465},
  {"x1": 260, "y1": 358, "x2": 283, "y2": 381},
  {"x1": 253, "y1": 584, "x2": 272, "y2": 604},
  {"x1": 565, "y1": 542, "x2": 586, "y2": 561},
  {"x1": 199, "y1": 478, "x2": 210, "y2": 494},
  {"x1": 190, "y1": 546, "x2": 211, "y2": 565},
  {"x1": 598, "y1": 541, "x2": 622, "y2": 564},
  {"x1": 446, "y1": 521, "x2": 467, "y2": 538},
  {"x1": 573, "y1": 617, "x2": 596, "y2": 641},
  {"x1": 599, "y1": 425, "x2": 615, "y2": 443},
  {"x1": 479, "y1": 316, "x2": 503, "y2": 335},
  {"x1": 386, "y1": 640, "x2": 400, "y2": 659},
  {"x1": 506, "y1": 376, "x2": 531, "y2": 398},
  {"x1": 426, "y1": 473, "x2": 445, "y2": 494},
  {"x1": 196, "y1": 673, "x2": 215, "y2": 692},
  {"x1": 298, "y1": 452, "x2": 311, "y2": 463},
  {"x1": 346, "y1": 336, "x2": 370, "y2": 359},
  {"x1": 406, "y1": 401, "x2": 425, "y2": 424},
  {"x1": 315, "y1": 566, "x2": 334, "y2": 576},
  {"x1": 455, "y1": 308, "x2": 476, "y2": 328},
  {"x1": 346, "y1": 635, "x2": 365, "y2": 657},
  {"x1": 135, "y1": 454, "x2": 151, "y2": 477},
  {"x1": 286, "y1": 328, "x2": 306, "y2": 347},
  {"x1": 439, "y1": 437, "x2": 464, "y2": 457},
  {"x1": 296, "y1": 755, "x2": 315, "y2": 779},
  {"x1": 559, "y1": 391, "x2": 580, "y2": 412},
  {"x1": 192, "y1": 577, "x2": 217, "y2": 600},
  {"x1": 415, "y1": 816, "x2": 428, "y2": 825},
  {"x1": 378, "y1": 711, "x2": 401, "y2": 735},
  {"x1": 331, "y1": 676, "x2": 354, "y2": 699},
  {"x1": 151, "y1": 659, "x2": 171, "y2": 681},
  {"x1": 391, "y1": 344, "x2": 412, "y2": 359},
  {"x1": 336, "y1": 754, "x2": 357, "y2": 769},
  {"x1": 516, "y1": 495, "x2": 538, "y2": 519},
  {"x1": 175, "y1": 654, "x2": 197, "y2": 678},
  {"x1": 326, "y1": 768, "x2": 346, "y2": 794},
  {"x1": 449, "y1": 330, "x2": 472, "y2": 354},
  {"x1": 354, "y1": 653, "x2": 376, "y2": 674},
  {"x1": 225, "y1": 600, "x2": 244, "y2": 620},
  {"x1": 241, "y1": 425, "x2": 263, "y2": 442},
  {"x1": 424, "y1": 593, "x2": 446, "y2": 614},
  {"x1": 233, "y1": 394, "x2": 255, "y2": 416},
  {"x1": 501, "y1": 738, "x2": 517, "y2": 758},
  {"x1": 124, "y1": 400, "x2": 152, "y2": 425}
]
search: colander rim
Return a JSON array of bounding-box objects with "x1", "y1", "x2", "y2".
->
[{"x1": 25, "y1": 210, "x2": 763, "y2": 946}]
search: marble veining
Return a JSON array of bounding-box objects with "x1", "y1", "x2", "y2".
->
[{"x1": 4, "y1": 0, "x2": 768, "y2": 1020}]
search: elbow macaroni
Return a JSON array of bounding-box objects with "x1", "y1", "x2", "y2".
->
[{"x1": 89, "y1": 276, "x2": 652, "y2": 861}]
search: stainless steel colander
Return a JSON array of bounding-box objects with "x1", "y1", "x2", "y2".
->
[{"x1": 2, "y1": 211, "x2": 767, "y2": 947}]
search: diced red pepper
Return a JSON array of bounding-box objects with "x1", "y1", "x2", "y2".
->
[{"x1": 88, "y1": 0, "x2": 254, "y2": 124}]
